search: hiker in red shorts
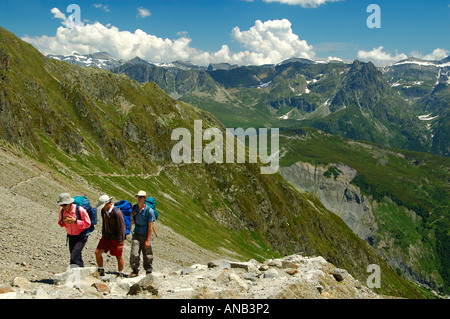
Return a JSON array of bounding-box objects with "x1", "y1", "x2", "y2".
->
[{"x1": 94, "y1": 195, "x2": 126, "y2": 277}]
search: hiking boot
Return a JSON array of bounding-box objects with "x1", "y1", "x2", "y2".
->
[
  {"x1": 116, "y1": 272, "x2": 124, "y2": 278},
  {"x1": 94, "y1": 268, "x2": 105, "y2": 278},
  {"x1": 146, "y1": 270, "x2": 152, "y2": 275},
  {"x1": 130, "y1": 271, "x2": 139, "y2": 278}
]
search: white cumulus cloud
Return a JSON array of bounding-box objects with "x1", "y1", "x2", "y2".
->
[
  {"x1": 22, "y1": 11, "x2": 315, "y2": 66},
  {"x1": 417, "y1": 48, "x2": 449, "y2": 61},
  {"x1": 50, "y1": 7, "x2": 67, "y2": 23},
  {"x1": 231, "y1": 19, "x2": 315, "y2": 62},
  {"x1": 211, "y1": 19, "x2": 315, "y2": 65},
  {"x1": 23, "y1": 22, "x2": 198, "y2": 63},
  {"x1": 358, "y1": 46, "x2": 449, "y2": 66},
  {"x1": 357, "y1": 46, "x2": 407, "y2": 66}
]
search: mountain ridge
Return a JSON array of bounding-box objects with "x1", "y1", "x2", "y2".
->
[
  {"x1": 93, "y1": 51, "x2": 448, "y2": 156},
  {"x1": 46, "y1": 50, "x2": 450, "y2": 72}
]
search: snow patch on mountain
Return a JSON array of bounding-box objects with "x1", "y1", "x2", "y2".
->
[
  {"x1": 47, "y1": 52, "x2": 123, "y2": 70},
  {"x1": 279, "y1": 110, "x2": 293, "y2": 120},
  {"x1": 392, "y1": 60, "x2": 450, "y2": 68},
  {"x1": 418, "y1": 114, "x2": 439, "y2": 121}
]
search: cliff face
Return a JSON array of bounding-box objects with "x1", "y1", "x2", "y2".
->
[
  {"x1": 280, "y1": 162, "x2": 378, "y2": 245},
  {"x1": 280, "y1": 159, "x2": 444, "y2": 292}
]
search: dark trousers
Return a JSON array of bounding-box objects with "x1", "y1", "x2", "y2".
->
[
  {"x1": 68, "y1": 234, "x2": 88, "y2": 267},
  {"x1": 130, "y1": 233, "x2": 153, "y2": 273}
]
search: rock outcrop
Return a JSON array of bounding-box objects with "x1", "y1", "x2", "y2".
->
[
  {"x1": 280, "y1": 162, "x2": 379, "y2": 244},
  {"x1": 0, "y1": 254, "x2": 391, "y2": 299}
]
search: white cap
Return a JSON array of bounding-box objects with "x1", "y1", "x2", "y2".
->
[{"x1": 96, "y1": 194, "x2": 113, "y2": 210}]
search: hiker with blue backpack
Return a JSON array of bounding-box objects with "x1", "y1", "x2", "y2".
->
[
  {"x1": 129, "y1": 190, "x2": 156, "y2": 277},
  {"x1": 57, "y1": 193, "x2": 92, "y2": 268},
  {"x1": 94, "y1": 195, "x2": 127, "y2": 278}
]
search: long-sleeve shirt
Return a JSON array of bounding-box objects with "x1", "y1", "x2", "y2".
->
[
  {"x1": 101, "y1": 205, "x2": 126, "y2": 244},
  {"x1": 58, "y1": 204, "x2": 91, "y2": 236}
]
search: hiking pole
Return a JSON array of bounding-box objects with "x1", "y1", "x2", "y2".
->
[{"x1": 153, "y1": 224, "x2": 158, "y2": 238}]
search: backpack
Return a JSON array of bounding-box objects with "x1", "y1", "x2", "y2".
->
[
  {"x1": 60, "y1": 196, "x2": 97, "y2": 236},
  {"x1": 73, "y1": 196, "x2": 98, "y2": 233},
  {"x1": 144, "y1": 197, "x2": 159, "y2": 221},
  {"x1": 115, "y1": 200, "x2": 133, "y2": 236}
]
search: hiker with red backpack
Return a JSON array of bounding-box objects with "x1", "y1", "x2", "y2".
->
[
  {"x1": 129, "y1": 190, "x2": 156, "y2": 277},
  {"x1": 57, "y1": 193, "x2": 91, "y2": 268},
  {"x1": 94, "y1": 195, "x2": 127, "y2": 277}
]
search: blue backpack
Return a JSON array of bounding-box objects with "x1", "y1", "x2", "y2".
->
[
  {"x1": 145, "y1": 197, "x2": 159, "y2": 220},
  {"x1": 73, "y1": 196, "x2": 97, "y2": 234},
  {"x1": 115, "y1": 200, "x2": 133, "y2": 236}
]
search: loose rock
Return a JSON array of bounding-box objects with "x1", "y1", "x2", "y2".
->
[
  {"x1": 332, "y1": 268, "x2": 349, "y2": 282},
  {"x1": 92, "y1": 282, "x2": 110, "y2": 295},
  {"x1": 263, "y1": 268, "x2": 279, "y2": 279},
  {"x1": 128, "y1": 274, "x2": 159, "y2": 296}
]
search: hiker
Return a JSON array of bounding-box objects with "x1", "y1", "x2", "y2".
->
[
  {"x1": 130, "y1": 190, "x2": 156, "y2": 277},
  {"x1": 94, "y1": 195, "x2": 126, "y2": 277},
  {"x1": 57, "y1": 193, "x2": 91, "y2": 268}
]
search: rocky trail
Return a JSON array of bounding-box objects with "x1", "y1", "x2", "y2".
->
[{"x1": 1, "y1": 253, "x2": 389, "y2": 299}]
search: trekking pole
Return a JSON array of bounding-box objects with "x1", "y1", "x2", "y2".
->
[{"x1": 153, "y1": 224, "x2": 158, "y2": 238}]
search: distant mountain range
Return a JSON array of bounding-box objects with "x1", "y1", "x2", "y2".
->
[
  {"x1": 46, "y1": 52, "x2": 449, "y2": 158},
  {"x1": 46, "y1": 51, "x2": 450, "y2": 79},
  {"x1": 47, "y1": 52, "x2": 239, "y2": 71},
  {"x1": 47, "y1": 52, "x2": 124, "y2": 70}
]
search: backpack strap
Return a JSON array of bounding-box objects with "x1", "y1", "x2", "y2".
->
[
  {"x1": 60, "y1": 205, "x2": 82, "y2": 224},
  {"x1": 75, "y1": 205, "x2": 81, "y2": 223},
  {"x1": 144, "y1": 206, "x2": 150, "y2": 221},
  {"x1": 132, "y1": 205, "x2": 137, "y2": 223},
  {"x1": 132, "y1": 205, "x2": 148, "y2": 221},
  {"x1": 59, "y1": 208, "x2": 64, "y2": 225}
]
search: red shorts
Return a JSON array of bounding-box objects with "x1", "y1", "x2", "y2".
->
[{"x1": 96, "y1": 237, "x2": 123, "y2": 257}]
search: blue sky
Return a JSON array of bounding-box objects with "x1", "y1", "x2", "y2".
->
[{"x1": 1, "y1": 0, "x2": 449, "y2": 66}]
